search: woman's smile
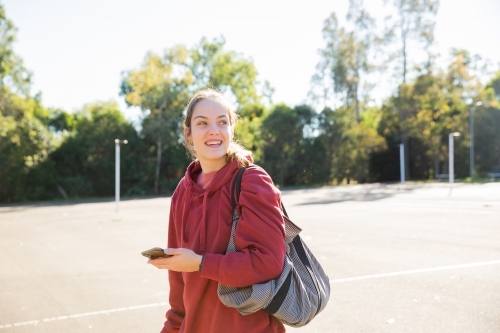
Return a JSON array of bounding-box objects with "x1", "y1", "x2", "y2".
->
[{"x1": 205, "y1": 140, "x2": 223, "y2": 147}]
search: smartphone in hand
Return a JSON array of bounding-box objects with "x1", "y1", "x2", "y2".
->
[{"x1": 141, "y1": 247, "x2": 173, "y2": 259}]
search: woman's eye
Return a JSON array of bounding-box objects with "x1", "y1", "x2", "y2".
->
[
  {"x1": 197, "y1": 121, "x2": 207, "y2": 126},
  {"x1": 219, "y1": 120, "x2": 228, "y2": 125}
]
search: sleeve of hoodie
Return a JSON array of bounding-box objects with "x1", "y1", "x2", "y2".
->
[
  {"x1": 161, "y1": 190, "x2": 185, "y2": 333},
  {"x1": 201, "y1": 166, "x2": 286, "y2": 287}
]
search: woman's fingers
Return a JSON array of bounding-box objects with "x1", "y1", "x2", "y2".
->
[
  {"x1": 148, "y1": 248, "x2": 202, "y2": 272},
  {"x1": 148, "y1": 256, "x2": 172, "y2": 269}
]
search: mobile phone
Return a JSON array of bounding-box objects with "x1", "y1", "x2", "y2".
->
[{"x1": 141, "y1": 247, "x2": 173, "y2": 259}]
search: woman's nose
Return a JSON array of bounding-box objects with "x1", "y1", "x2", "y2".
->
[{"x1": 208, "y1": 123, "x2": 219, "y2": 134}]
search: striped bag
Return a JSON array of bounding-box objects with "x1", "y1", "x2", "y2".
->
[{"x1": 217, "y1": 166, "x2": 331, "y2": 327}]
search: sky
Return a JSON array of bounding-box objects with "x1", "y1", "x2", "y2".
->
[{"x1": 3, "y1": 0, "x2": 500, "y2": 124}]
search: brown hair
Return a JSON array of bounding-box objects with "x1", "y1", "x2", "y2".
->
[{"x1": 183, "y1": 88, "x2": 251, "y2": 168}]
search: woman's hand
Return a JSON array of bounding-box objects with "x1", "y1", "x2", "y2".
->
[{"x1": 148, "y1": 248, "x2": 202, "y2": 273}]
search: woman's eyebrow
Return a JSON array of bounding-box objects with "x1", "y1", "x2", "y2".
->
[{"x1": 193, "y1": 115, "x2": 228, "y2": 119}]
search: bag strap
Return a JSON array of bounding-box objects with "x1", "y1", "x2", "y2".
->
[
  {"x1": 230, "y1": 165, "x2": 290, "y2": 218},
  {"x1": 230, "y1": 166, "x2": 249, "y2": 216}
]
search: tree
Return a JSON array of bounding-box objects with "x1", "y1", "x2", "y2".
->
[
  {"x1": 485, "y1": 71, "x2": 500, "y2": 102},
  {"x1": 383, "y1": 0, "x2": 439, "y2": 179},
  {"x1": 474, "y1": 71, "x2": 500, "y2": 176},
  {"x1": 306, "y1": 107, "x2": 338, "y2": 184},
  {"x1": 0, "y1": 5, "x2": 55, "y2": 202},
  {"x1": 47, "y1": 101, "x2": 142, "y2": 198},
  {"x1": 383, "y1": 0, "x2": 439, "y2": 84},
  {"x1": 0, "y1": 4, "x2": 31, "y2": 96},
  {"x1": 260, "y1": 104, "x2": 316, "y2": 186},
  {"x1": 0, "y1": 96, "x2": 54, "y2": 202},
  {"x1": 189, "y1": 37, "x2": 265, "y2": 118},
  {"x1": 326, "y1": 106, "x2": 386, "y2": 184},
  {"x1": 121, "y1": 38, "x2": 268, "y2": 193},
  {"x1": 121, "y1": 46, "x2": 194, "y2": 193},
  {"x1": 372, "y1": 50, "x2": 489, "y2": 181},
  {"x1": 474, "y1": 105, "x2": 500, "y2": 175},
  {"x1": 311, "y1": 2, "x2": 386, "y2": 184},
  {"x1": 369, "y1": 102, "x2": 402, "y2": 181},
  {"x1": 312, "y1": 1, "x2": 377, "y2": 121},
  {"x1": 189, "y1": 37, "x2": 268, "y2": 156}
]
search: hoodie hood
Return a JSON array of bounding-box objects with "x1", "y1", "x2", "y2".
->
[{"x1": 180, "y1": 155, "x2": 254, "y2": 251}]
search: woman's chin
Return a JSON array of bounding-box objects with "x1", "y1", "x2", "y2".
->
[{"x1": 198, "y1": 154, "x2": 229, "y2": 168}]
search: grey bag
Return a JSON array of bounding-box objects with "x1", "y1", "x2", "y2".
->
[{"x1": 217, "y1": 166, "x2": 331, "y2": 327}]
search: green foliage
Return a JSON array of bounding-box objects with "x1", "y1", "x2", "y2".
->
[
  {"x1": 190, "y1": 37, "x2": 263, "y2": 116},
  {"x1": 260, "y1": 104, "x2": 315, "y2": 186},
  {"x1": 0, "y1": 99, "x2": 55, "y2": 202},
  {"x1": 485, "y1": 71, "x2": 500, "y2": 102},
  {"x1": 120, "y1": 38, "x2": 267, "y2": 193},
  {"x1": 475, "y1": 106, "x2": 500, "y2": 175},
  {"x1": 121, "y1": 46, "x2": 195, "y2": 193},
  {"x1": 234, "y1": 112, "x2": 265, "y2": 160},
  {"x1": 0, "y1": 4, "x2": 31, "y2": 95},
  {"x1": 259, "y1": 103, "x2": 386, "y2": 186},
  {"x1": 2, "y1": 2, "x2": 500, "y2": 203},
  {"x1": 325, "y1": 106, "x2": 387, "y2": 184},
  {"x1": 371, "y1": 50, "x2": 488, "y2": 181},
  {"x1": 474, "y1": 72, "x2": 500, "y2": 175},
  {"x1": 46, "y1": 101, "x2": 145, "y2": 198},
  {"x1": 313, "y1": 4, "x2": 377, "y2": 121},
  {"x1": 308, "y1": 2, "x2": 388, "y2": 184},
  {"x1": 46, "y1": 108, "x2": 75, "y2": 133},
  {"x1": 383, "y1": 0, "x2": 440, "y2": 83}
]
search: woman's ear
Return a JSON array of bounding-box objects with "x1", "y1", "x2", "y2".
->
[{"x1": 184, "y1": 127, "x2": 191, "y2": 142}]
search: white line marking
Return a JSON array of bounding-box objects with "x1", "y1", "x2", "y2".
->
[
  {"x1": 0, "y1": 302, "x2": 168, "y2": 330},
  {"x1": 330, "y1": 260, "x2": 500, "y2": 283},
  {"x1": 2, "y1": 261, "x2": 500, "y2": 329}
]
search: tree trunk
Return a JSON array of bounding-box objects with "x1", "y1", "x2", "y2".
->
[
  {"x1": 278, "y1": 162, "x2": 285, "y2": 188},
  {"x1": 402, "y1": 131, "x2": 410, "y2": 180},
  {"x1": 354, "y1": 86, "x2": 360, "y2": 122},
  {"x1": 354, "y1": 53, "x2": 361, "y2": 122},
  {"x1": 433, "y1": 155, "x2": 439, "y2": 179},
  {"x1": 402, "y1": 34, "x2": 407, "y2": 84},
  {"x1": 399, "y1": 0, "x2": 408, "y2": 85},
  {"x1": 154, "y1": 101, "x2": 167, "y2": 194}
]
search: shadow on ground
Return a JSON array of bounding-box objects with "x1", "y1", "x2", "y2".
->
[
  {"x1": 0, "y1": 195, "x2": 169, "y2": 213},
  {"x1": 287, "y1": 183, "x2": 419, "y2": 206}
]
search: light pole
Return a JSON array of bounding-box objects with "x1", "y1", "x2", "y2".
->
[
  {"x1": 115, "y1": 139, "x2": 128, "y2": 212},
  {"x1": 449, "y1": 132, "x2": 460, "y2": 185},
  {"x1": 470, "y1": 101, "x2": 482, "y2": 179},
  {"x1": 399, "y1": 143, "x2": 405, "y2": 184}
]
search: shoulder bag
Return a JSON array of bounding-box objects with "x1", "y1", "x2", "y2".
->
[{"x1": 217, "y1": 166, "x2": 331, "y2": 327}]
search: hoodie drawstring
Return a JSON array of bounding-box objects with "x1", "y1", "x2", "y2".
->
[
  {"x1": 199, "y1": 190, "x2": 209, "y2": 252},
  {"x1": 182, "y1": 194, "x2": 191, "y2": 244}
]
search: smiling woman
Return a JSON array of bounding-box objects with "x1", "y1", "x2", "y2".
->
[
  {"x1": 185, "y1": 97, "x2": 233, "y2": 172},
  {"x1": 147, "y1": 88, "x2": 288, "y2": 333},
  {"x1": 182, "y1": 89, "x2": 251, "y2": 171}
]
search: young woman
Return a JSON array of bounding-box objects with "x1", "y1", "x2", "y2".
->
[{"x1": 149, "y1": 89, "x2": 287, "y2": 333}]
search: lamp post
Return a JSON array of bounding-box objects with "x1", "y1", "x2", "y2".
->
[
  {"x1": 449, "y1": 132, "x2": 460, "y2": 185},
  {"x1": 399, "y1": 143, "x2": 405, "y2": 184},
  {"x1": 115, "y1": 139, "x2": 128, "y2": 212},
  {"x1": 470, "y1": 101, "x2": 482, "y2": 179}
]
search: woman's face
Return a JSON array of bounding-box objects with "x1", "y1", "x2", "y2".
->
[{"x1": 186, "y1": 98, "x2": 233, "y2": 172}]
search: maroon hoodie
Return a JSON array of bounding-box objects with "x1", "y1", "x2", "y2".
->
[{"x1": 160, "y1": 158, "x2": 287, "y2": 333}]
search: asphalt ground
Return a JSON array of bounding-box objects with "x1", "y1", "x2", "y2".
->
[{"x1": 1, "y1": 182, "x2": 499, "y2": 333}]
